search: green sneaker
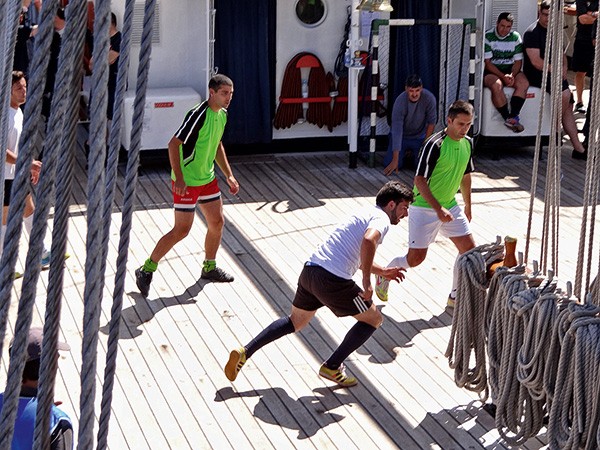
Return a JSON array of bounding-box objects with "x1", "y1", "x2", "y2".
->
[
  {"x1": 375, "y1": 275, "x2": 389, "y2": 301},
  {"x1": 224, "y1": 347, "x2": 246, "y2": 381},
  {"x1": 318, "y1": 363, "x2": 358, "y2": 387}
]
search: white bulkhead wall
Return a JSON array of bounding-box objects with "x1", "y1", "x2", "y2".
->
[{"x1": 110, "y1": 0, "x2": 211, "y2": 100}]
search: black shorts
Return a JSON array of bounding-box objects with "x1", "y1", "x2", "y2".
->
[
  {"x1": 3, "y1": 180, "x2": 12, "y2": 207},
  {"x1": 545, "y1": 78, "x2": 572, "y2": 101},
  {"x1": 292, "y1": 264, "x2": 371, "y2": 317},
  {"x1": 572, "y1": 39, "x2": 595, "y2": 73}
]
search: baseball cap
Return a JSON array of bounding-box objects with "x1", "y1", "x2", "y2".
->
[{"x1": 11, "y1": 327, "x2": 70, "y2": 362}]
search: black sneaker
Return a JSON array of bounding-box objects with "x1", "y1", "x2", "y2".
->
[
  {"x1": 201, "y1": 267, "x2": 234, "y2": 282},
  {"x1": 575, "y1": 102, "x2": 586, "y2": 114},
  {"x1": 135, "y1": 267, "x2": 153, "y2": 297},
  {"x1": 572, "y1": 149, "x2": 587, "y2": 160}
]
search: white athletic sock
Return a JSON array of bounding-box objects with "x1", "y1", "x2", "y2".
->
[
  {"x1": 451, "y1": 254, "x2": 460, "y2": 298},
  {"x1": 387, "y1": 255, "x2": 409, "y2": 269},
  {"x1": 23, "y1": 213, "x2": 33, "y2": 236},
  {"x1": 23, "y1": 214, "x2": 49, "y2": 255}
]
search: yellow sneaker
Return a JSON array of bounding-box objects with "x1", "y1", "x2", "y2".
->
[
  {"x1": 446, "y1": 296, "x2": 456, "y2": 308},
  {"x1": 224, "y1": 347, "x2": 246, "y2": 381},
  {"x1": 375, "y1": 275, "x2": 389, "y2": 302},
  {"x1": 318, "y1": 363, "x2": 358, "y2": 387}
]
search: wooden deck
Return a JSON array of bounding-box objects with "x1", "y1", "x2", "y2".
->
[{"x1": 2, "y1": 122, "x2": 595, "y2": 449}]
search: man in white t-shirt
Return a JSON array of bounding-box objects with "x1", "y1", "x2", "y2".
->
[
  {"x1": 224, "y1": 181, "x2": 414, "y2": 387},
  {"x1": 2, "y1": 71, "x2": 49, "y2": 268}
]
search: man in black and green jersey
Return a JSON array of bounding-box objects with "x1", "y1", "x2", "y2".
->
[
  {"x1": 484, "y1": 12, "x2": 529, "y2": 133},
  {"x1": 135, "y1": 74, "x2": 240, "y2": 297},
  {"x1": 375, "y1": 100, "x2": 476, "y2": 307}
]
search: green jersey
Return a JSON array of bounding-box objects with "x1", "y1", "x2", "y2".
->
[
  {"x1": 172, "y1": 101, "x2": 227, "y2": 186},
  {"x1": 413, "y1": 130, "x2": 474, "y2": 209}
]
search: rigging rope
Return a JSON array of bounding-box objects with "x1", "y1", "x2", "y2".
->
[
  {"x1": 96, "y1": 0, "x2": 156, "y2": 448},
  {"x1": 0, "y1": 0, "x2": 155, "y2": 447},
  {"x1": 445, "y1": 241, "x2": 503, "y2": 401},
  {"x1": 548, "y1": 315, "x2": 600, "y2": 449}
]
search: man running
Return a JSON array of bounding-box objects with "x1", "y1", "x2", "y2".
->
[
  {"x1": 224, "y1": 181, "x2": 413, "y2": 387},
  {"x1": 376, "y1": 100, "x2": 476, "y2": 308}
]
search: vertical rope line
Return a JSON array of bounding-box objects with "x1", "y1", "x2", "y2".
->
[
  {"x1": 580, "y1": 14, "x2": 600, "y2": 299},
  {"x1": 32, "y1": 1, "x2": 87, "y2": 449},
  {"x1": 0, "y1": 0, "x2": 58, "y2": 364},
  {"x1": 0, "y1": 1, "x2": 60, "y2": 445},
  {"x1": 548, "y1": 0, "x2": 564, "y2": 277},
  {"x1": 0, "y1": 0, "x2": 23, "y2": 209},
  {"x1": 95, "y1": 0, "x2": 139, "y2": 448},
  {"x1": 96, "y1": 3, "x2": 156, "y2": 444},
  {"x1": 0, "y1": 0, "x2": 85, "y2": 446},
  {"x1": 77, "y1": 0, "x2": 111, "y2": 446}
]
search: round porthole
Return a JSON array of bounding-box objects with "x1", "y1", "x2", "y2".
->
[{"x1": 295, "y1": 0, "x2": 327, "y2": 27}]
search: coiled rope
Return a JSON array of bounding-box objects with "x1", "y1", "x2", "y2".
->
[
  {"x1": 445, "y1": 242, "x2": 503, "y2": 401},
  {"x1": 548, "y1": 315, "x2": 600, "y2": 449},
  {"x1": 494, "y1": 286, "x2": 553, "y2": 446},
  {"x1": 486, "y1": 267, "x2": 527, "y2": 404}
]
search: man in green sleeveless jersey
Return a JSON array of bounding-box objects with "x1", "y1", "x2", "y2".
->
[
  {"x1": 135, "y1": 74, "x2": 240, "y2": 297},
  {"x1": 375, "y1": 100, "x2": 476, "y2": 307},
  {"x1": 484, "y1": 12, "x2": 529, "y2": 133}
]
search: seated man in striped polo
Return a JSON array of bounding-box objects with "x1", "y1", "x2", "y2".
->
[{"x1": 484, "y1": 12, "x2": 529, "y2": 133}]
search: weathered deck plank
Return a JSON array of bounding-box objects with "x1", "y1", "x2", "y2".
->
[{"x1": 3, "y1": 133, "x2": 597, "y2": 449}]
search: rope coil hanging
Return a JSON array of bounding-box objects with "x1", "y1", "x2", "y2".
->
[{"x1": 445, "y1": 241, "x2": 503, "y2": 401}]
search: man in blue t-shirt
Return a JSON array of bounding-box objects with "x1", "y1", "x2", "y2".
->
[{"x1": 0, "y1": 327, "x2": 73, "y2": 450}]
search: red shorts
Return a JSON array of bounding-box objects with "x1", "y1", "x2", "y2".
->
[{"x1": 172, "y1": 178, "x2": 221, "y2": 211}]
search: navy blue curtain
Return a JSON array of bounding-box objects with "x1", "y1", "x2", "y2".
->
[
  {"x1": 387, "y1": 0, "x2": 442, "y2": 121},
  {"x1": 214, "y1": 0, "x2": 276, "y2": 144}
]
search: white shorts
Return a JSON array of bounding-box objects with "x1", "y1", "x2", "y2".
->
[{"x1": 408, "y1": 204, "x2": 472, "y2": 248}]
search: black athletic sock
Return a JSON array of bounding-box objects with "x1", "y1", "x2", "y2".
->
[
  {"x1": 497, "y1": 104, "x2": 510, "y2": 120},
  {"x1": 245, "y1": 316, "x2": 295, "y2": 359},
  {"x1": 509, "y1": 96, "x2": 526, "y2": 117},
  {"x1": 325, "y1": 321, "x2": 377, "y2": 370}
]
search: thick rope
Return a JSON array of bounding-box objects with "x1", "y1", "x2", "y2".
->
[
  {"x1": 543, "y1": 301, "x2": 600, "y2": 413},
  {"x1": 486, "y1": 270, "x2": 528, "y2": 404},
  {"x1": 96, "y1": 0, "x2": 155, "y2": 448},
  {"x1": 524, "y1": 0, "x2": 564, "y2": 274},
  {"x1": 32, "y1": 2, "x2": 88, "y2": 449},
  {"x1": 77, "y1": 0, "x2": 112, "y2": 447},
  {"x1": 445, "y1": 242, "x2": 503, "y2": 401},
  {"x1": 0, "y1": 0, "x2": 64, "y2": 446},
  {"x1": 576, "y1": 14, "x2": 600, "y2": 300},
  {"x1": 0, "y1": 0, "x2": 58, "y2": 355},
  {"x1": 548, "y1": 316, "x2": 600, "y2": 449},
  {"x1": 517, "y1": 291, "x2": 565, "y2": 403},
  {"x1": 495, "y1": 287, "x2": 546, "y2": 446}
]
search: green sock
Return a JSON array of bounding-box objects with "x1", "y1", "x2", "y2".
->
[
  {"x1": 143, "y1": 258, "x2": 158, "y2": 273},
  {"x1": 203, "y1": 259, "x2": 216, "y2": 272}
]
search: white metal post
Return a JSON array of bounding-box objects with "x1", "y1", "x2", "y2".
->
[{"x1": 348, "y1": 1, "x2": 362, "y2": 168}]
